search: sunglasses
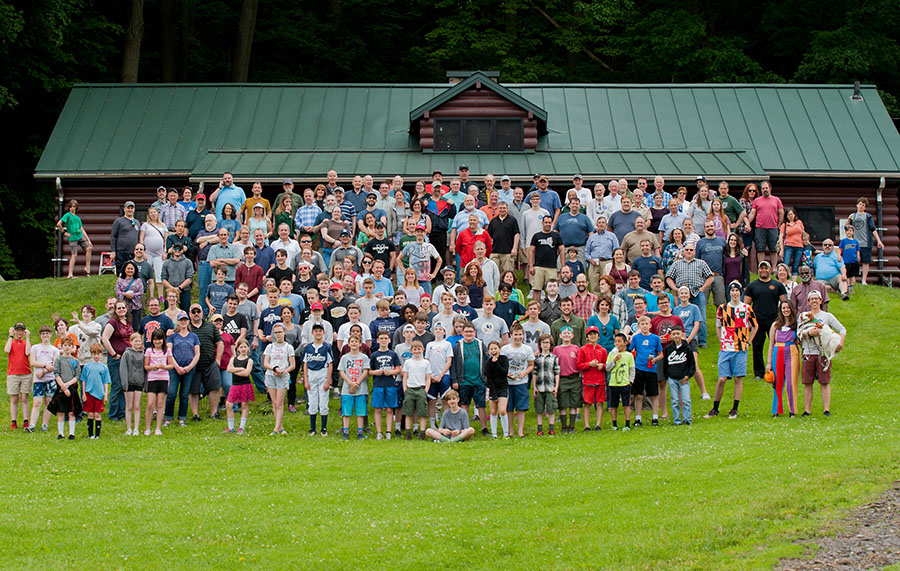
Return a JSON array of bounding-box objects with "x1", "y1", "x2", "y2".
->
[{"x1": 190, "y1": 308, "x2": 202, "y2": 314}]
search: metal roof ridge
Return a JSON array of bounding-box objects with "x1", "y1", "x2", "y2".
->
[{"x1": 70, "y1": 82, "x2": 879, "y2": 89}]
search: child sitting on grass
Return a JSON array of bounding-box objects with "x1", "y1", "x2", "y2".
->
[
  {"x1": 425, "y1": 389, "x2": 475, "y2": 443},
  {"x1": 606, "y1": 333, "x2": 635, "y2": 431},
  {"x1": 532, "y1": 334, "x2": 559, "y2": 436}
]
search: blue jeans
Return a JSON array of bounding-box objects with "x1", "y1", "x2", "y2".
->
[
  {"x1": 689, "y1": 290, "x2": 707, "y2": 346},
  {"x1": 198, "y1": 261, "x2": 212, "y2": 317},
  {"x1": 783, "y1": 245, "x2": 803, "y2": 275},
  {"x1": 668, "y1": 377, "x2": 692, "y2": 424},
  {"x1": 106, "y1": 356, "x2": 126, "y2": 420},
  {"x1": 418, "y1": 280, "x2": 433, "y2": 294},
  {"x1": 322, "y1": 248, "x2": 333, "y2": 269},
  {"x1": 165, "y1": 368, "x2": 195, "y2": 421},
  {"x1": 220, "y1": 369, "x2": 233, "y2": 398},
  {"x1": 249, "y1": 345, "x2": 266, "y2": 394}
]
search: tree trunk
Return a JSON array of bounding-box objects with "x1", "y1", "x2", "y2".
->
[
  {"x1": 232, "y1": 0, "x2": 259, "y2": 82},
  {"x1": 177, "y1": 0, "x2": 193, "y2": 82},
  {"x1": 120, "y1": 0, "x2": 144, "y2": 83},
  {"x1": 160, "y1": 0, "x2": 177, "y2": 82}
]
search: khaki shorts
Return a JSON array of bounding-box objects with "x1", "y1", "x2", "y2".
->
[
  {"x1": 531, "y1": 267, "x2": 558, "y2": 292},
  {"x1": 534, "y1": 390, "x2": 558, "y2": 414},
  {"x1": 69, "y1": 237, "x2": 91, "y2": 254},
  {"x1": 6, "y1": 374, "x2": 33, "y2": 396},
  {"x1": 490, "y1": 253, "x2": 516, "y2": 275}
]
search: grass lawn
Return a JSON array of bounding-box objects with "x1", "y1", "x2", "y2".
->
[{"x1": 1, "y1": 276, "x2": 899, "y2": 569}]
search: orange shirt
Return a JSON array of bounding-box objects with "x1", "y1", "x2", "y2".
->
[{"x1": 6, "y1": 338, "x2": 31, "y2": 375}]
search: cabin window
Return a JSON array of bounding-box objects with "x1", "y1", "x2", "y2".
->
[
  {"x1": 434, "y1": 118, "x2": 524, "y2": 151},
  {"x1": 794, "y1": 206, "x2": 835, "y2": 243}
]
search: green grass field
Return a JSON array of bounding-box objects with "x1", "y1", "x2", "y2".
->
[{"x1": 1, "y1": 276, "x2": 898, "y2": 569}]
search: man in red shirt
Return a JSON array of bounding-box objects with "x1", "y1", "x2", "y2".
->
[
  {"x1": 747, "y1": 180, "x2": 785, "y2": 269},
  {"x1": 455, "y1": 213, "x2": 493, "y2": 269},
  {"x1": 5, "y1": 322, "x2": 32, "y2": 429},
  {"x1": 235, "y1": 246, "x2": 265, "y2": 302}
]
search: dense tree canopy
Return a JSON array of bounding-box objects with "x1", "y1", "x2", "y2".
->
[{"x1": 1, "y1": 0, "x2": 899, "y2": 278}]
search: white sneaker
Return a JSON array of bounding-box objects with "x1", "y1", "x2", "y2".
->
[
  {"x1": 702, "y1": 393, "x2": 711, "y2": 400},
  {"x1": 132, "y1": 430, "x2": 139, "y2": 436},
  {"x1": 154, "y1": 429, "x2": 163, "y2": 435},
  {"x1": 125, "y1": 429, "x2": 132, "y2": 436},
  {"x1": 144, "y1": 430, "x2": 151, "y2": 436}
]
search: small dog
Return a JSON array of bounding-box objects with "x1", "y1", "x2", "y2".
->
[{"x1": 797, "y1": 312, "x2": 841, "y2": 371}]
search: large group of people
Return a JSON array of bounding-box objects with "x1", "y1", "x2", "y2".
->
[{"x1": 7, "y1": 167, "x2": 870, "y2": 440}]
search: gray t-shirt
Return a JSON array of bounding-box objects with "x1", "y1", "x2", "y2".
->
[
  {"x1": 338, "y1": 353, "x2": 370, "y2": 395},
  {"x1": 207, "y1": 243, "x2": 241, "y2": 282},
  {"x1": 440, "y1": 407, "x2": 471, "y2": 431},
  {"x1": 521, "y1": 321, "x2": 551, "y2": 354},
  {"x1": 237, "y1": 300, "x2": 260, "y2": 342},
  {"x1": 473, "y1": 314, "x2": 509, "y2": 345},
  {"x1": 160, "y1": 257, "x2": 194, "y2": 288}
]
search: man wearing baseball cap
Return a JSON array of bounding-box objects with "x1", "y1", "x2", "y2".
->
[
  {"x1": 743, "y1": 259, "x2": 788, "y2": 380},
  {"x1": 110, "y1": 200, "x2": 141, "y2": 274},
  {"x1": 185, "y1": 192, "x2": 212, "y2": 240}
]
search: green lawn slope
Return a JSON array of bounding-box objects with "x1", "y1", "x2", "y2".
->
[{"x1": 1, "y1": 276, "x2": 898, "y2": 570}]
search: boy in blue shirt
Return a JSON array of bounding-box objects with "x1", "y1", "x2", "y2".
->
[
  {"x1": 206, "y1": 267, "x2": 235, "y2": 316},
  {"x1": 838, "y1": 224, "x2": 860, "y2": 293},
  {"x1": 563, "y1": 247, "x2": 586, "y2": 280},
  {"x1": 494, "y1": 283, "x2": 526, "y2": 328},
  {"x1": 369, "y1": 300, "x2": 400, "y2": 348},
  {"x1": 628, "y1": 315, "x2": 663, "y2": 427},
  {"x1": 452, "y1": 285, "x2": 478, "y2": 322},
  {"x1": 370, "y1": 330, "x2": 402, "y2": 440}
]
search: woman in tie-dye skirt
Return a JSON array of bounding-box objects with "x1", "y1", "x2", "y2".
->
[{"x1": 766, "y1": 300, "x2": 799, "y2": 417}]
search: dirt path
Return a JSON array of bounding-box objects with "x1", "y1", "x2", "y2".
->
[{"x1": 779, "y1": 482, "x2": 900, "y2": 570}]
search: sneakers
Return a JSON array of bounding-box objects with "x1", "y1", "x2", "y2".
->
[
  {"x1": 801, "y1": 411, "x2": 811, "y2": 417},
  {"x1": 342, "y1": 432, "x2": 350, "y2": 441},
  {"x1": 212, "y1": 413, "x2": 221, "y2": 420},
  {"x1": 701, "y1": 393, "x2": 711, "y2": 400},
  {"x1": 823, "y1": 410, "x2": 832, "y2": 417},
  {"x1": 57, "y1": 434, "x2": 64, "y2": 440},
  {"x1": 622, "y1": 426, "x2": 631, "y2": 431},
  {"x1": 376, "y1": 432, "x2": 383, "y2": 440},
  {"x1": 357, "y1": 432, "x2": 366, "y2": 440},
  {"x1": 634, "y1": 419, "x2": 642, "y2": 427},
  {"x1": 840, "y1": 292, "x2": 849, "y2": 301},
  {"x1": 481, "y1": 428, "x2": 490, "y2": 437},
  {"x1": 651, "y1": 418, "x2": 659, "y2": 427},
  {"x1": 144, "y1": 430, "x2": 151, "y2": 436},
  {"x1": 178, "y1": 420, "x2": 187, "y2": 427},
  {"x1": 224, "y1": 428, "x2": 236, "y2": 434},
  {"x1": 384, "y1": 432, "x2": 391, "y2": 440},
  {"x1": 611, "y1": 425, "x2": 619, "y2": 431},
  {"x1": 418, "y1": 432, "x2": 426, "y2": 440},
  {"x1": 309, "y1": 430, "x2": 318, "y2": 436},
  {"x1": 41, "y1": 424, "x2": 48, "y2": 432},
  {"x1": 321, "y1": 429, "x2": 328, "y2": 437},
  {"x1": 24, "y1": 427, "x2": 34, "y2": 433},
  {"x1": 236, "y1": 427, "x2": 245, "y2": 435},
  {"x1": 593, "y1": 426, "x2": 602, "y2": 431},
  {"x1": 68, "y1": 434, "x2": 75, "y2": 440},
  {"x1": 163, "y1": 420, "x2": 171, "y2": 427},
  {"x1": 10, "y1": 421, "x2": 17, "y2": 430},
  {"x1": 548, "y1": 430, "x2": 555, "y2": 436},
  {"x1": 125, "y1": 429, "x2": 133, "y2": 436},
  {"x1": 536, "y1": 430, "x2": 544, "y2": 436},
  {"x1": 703, "y1": 409, "x2": 719, "y2": 419},
  {"x1": 154, "y1": 429, "x2": 163, "y2": 435},
  {"x1": 279, "y1": 429, "x2": 288, "y2": 435},
  {"x1": 23, "y1": 420, "x2": 29, "y2": 429},
  {"x1": 583, "y1": 426, "x2": 591, "y2": 432},
  {"x1": 728, "y1": 410, "x2": 738, "y2": 420},
  {"x1": 288, "y1": 405, "x2": 297, "y2": 413},
  {"x1": 685, "y1": 420, "x2": 692, "y2": 425},
  {"x1": 191, "y1": 415, "x2": 201, "y2": 422}
]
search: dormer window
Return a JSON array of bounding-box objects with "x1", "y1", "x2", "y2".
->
[{"x1": 434, "y1": 118, "x2": 524, "y2": 151}]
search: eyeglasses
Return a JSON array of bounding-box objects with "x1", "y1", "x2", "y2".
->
[
  {"x1": 190, "y1": 308, "x2": 202, "y2": 314},
  {"x1": 362, "y1": 260, "x2": 372, "y2": 265},
  {"x1": 823, "y1": 244, "x2": 834, "y2": 248},
  {"x1": 301, "y1": 239, "x2": 312, "y2": 244}
]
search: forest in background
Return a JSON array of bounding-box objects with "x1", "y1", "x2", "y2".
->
[{"x1": 1, "y1": 0, "x2": 899, "y2": 278}]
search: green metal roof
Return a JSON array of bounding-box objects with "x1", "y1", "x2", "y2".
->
[{"x1": 35, "y1": 82, "x2": 900, "y2": 181}]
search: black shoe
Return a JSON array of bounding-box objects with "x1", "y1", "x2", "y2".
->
[
  {"x1": 192, "y1": 415, "x2": 201, "y2": 422},
  {"x1": 481, "y1": 428, "x2": 490, "y2": 437},
  {"x1": 823, "y1": 410, "x2": 832, "y2": 417},
  {"x1": 593, "y1": 426, "x2": 602, "y2": 431},
  {"x1": 583, "y1": 427, "x2": 591, "y2": 432},
  {"x1": 212, "y1": 413, "x2": 221, "y2": 420},
  {"x1": 634, "y1": 420, "x2": 642, "y2": 427},
  {"x1": 68, "y1": 434, "x2": 75, "y2": 440},
  {"x1": 651, "y1": 418, "x2": 659, "y2": 427},
  {"x1": 801, "y1": 411, "x2": 811, "y2": 417},
  {"x1": 57, "y1": 434, "x2": 64, "y2": 440}
]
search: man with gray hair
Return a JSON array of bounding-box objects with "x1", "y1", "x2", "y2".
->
[
  {"x1": 487, "y1": 200, "x2": 520, "y2": 275},
  {"x1": 585, "y1": 215, "x2": 619, "y2": 292},
  {"x1": 602, "y1": 180, "x2": 622, "y2": 214}
]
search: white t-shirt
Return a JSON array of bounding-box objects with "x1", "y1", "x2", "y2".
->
[
  {"x1": 521, "y1": 321, "x2": 551, "y2": 354},
  {"x1": 357, "y1": 295, "x2": 379, "y2": 324},
  {"x1": 263, "y1": 341, "x2": 292, "y2": 372},
  {"x1": 337, "y1": 321, "x2": 372, "y2": 346},
  {"x1": 31, "y1": 343, "x2": 60, "y2": 382},
  {"x1": 500, "y1": 343, "x2": 535, "y2": 386},
  {"x1": 424, "y1": 339, "x2": 452, "y2": 378},
  {"x1": 402, "y1": 358, "x2": 431, "y2": 388}
]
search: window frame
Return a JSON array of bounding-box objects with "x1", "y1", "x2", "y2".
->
[{"x1": 433, "y1": 117, "x2": 525, "y2": 152}]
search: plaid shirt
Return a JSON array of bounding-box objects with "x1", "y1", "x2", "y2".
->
[
  {"x1": 665, "y1": 257, "x2": 713, "y2": 296},
  {"x1": 160, "y1": 202, "x2": 187, "y2": 231},
  {"x1": 294, "y1": 204, "x2": 322, "y2": 230},
  {"x1": 533, "y1": 353, "x2": 560, "y2": 392},
  {"x1": 571, "y1": 292, "x2": 597, "y2": 321}
]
